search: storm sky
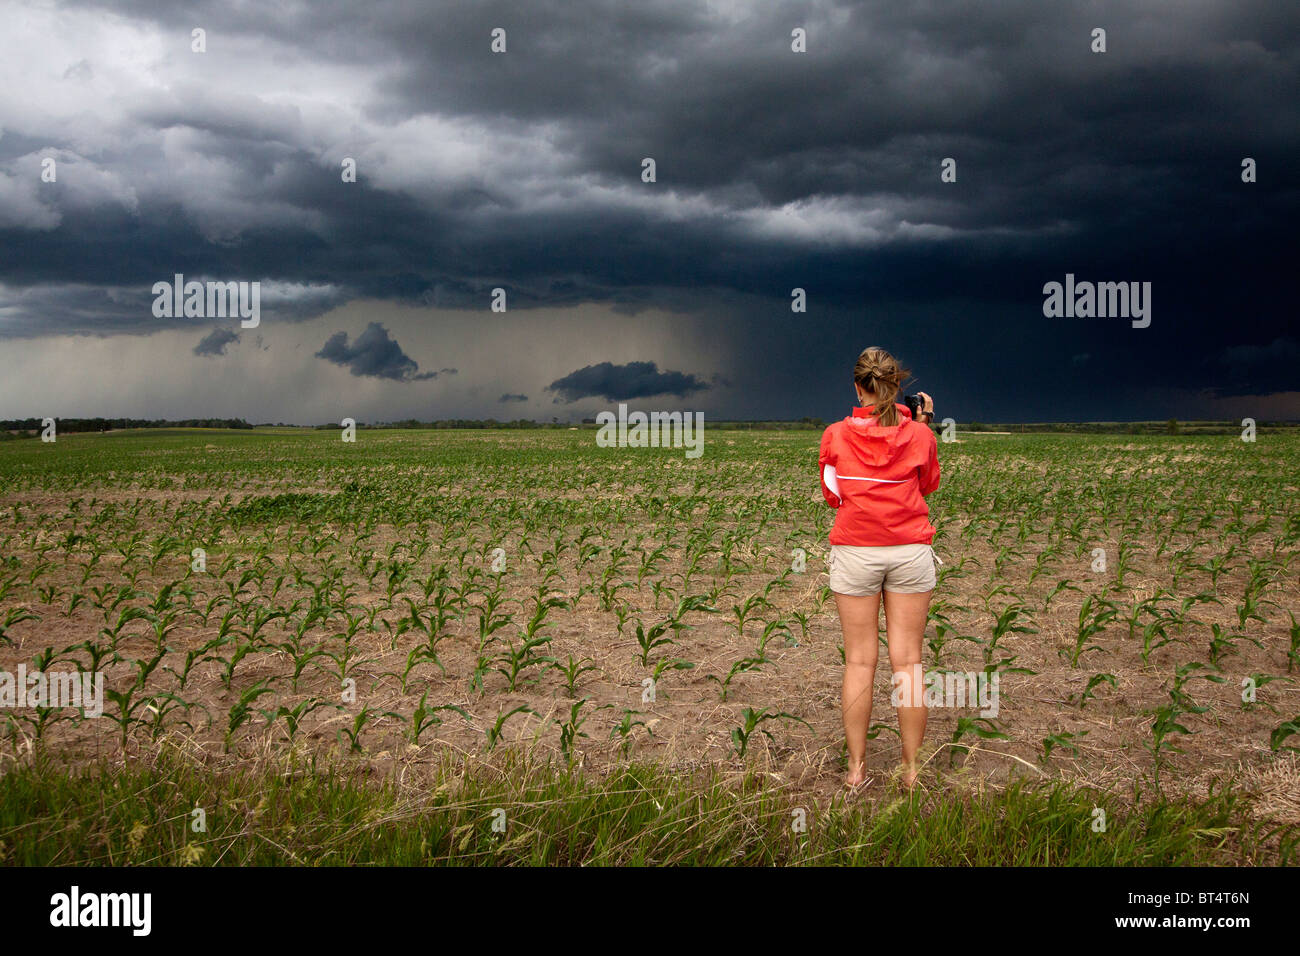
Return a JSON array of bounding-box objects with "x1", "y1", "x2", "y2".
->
[{"x1": 0, "y1": 0, "x2": 1296, "y2": 424}]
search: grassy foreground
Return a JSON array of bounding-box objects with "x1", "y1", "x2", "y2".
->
[{"x1": 0, "y1": 750, "x2": 1293, "y2": 866}]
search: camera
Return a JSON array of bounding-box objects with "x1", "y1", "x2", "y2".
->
[{"x1": 903, "y1": 394, "x2": 930, "y2": 421}]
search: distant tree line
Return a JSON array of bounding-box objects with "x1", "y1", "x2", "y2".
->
[
  {"x1": 314, "y1": 418, "x2": 831, "y2": 430},
  {"x1": 0, "y1": 417, "x2": 254, "y2": 435},
  {"x1": 314, "y1": 419, "x2": 556, "y2": 430},
  {"x1": 962, "y1": 420, "x2": 1293, "y2": 435}
]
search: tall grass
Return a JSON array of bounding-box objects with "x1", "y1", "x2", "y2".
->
[{"x1": 0, "y1": 750, "x2": 1292, "y2": 866}]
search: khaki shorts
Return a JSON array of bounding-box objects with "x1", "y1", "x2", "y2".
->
[{"x1": 828, "y1": 543, "x2": 937, "y2": 595}]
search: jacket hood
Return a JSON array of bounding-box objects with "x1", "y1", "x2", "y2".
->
[{"x1": 841, "y1": 404, "x2": 917, "y2": 466}]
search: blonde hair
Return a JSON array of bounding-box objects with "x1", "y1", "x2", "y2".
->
[{"x1": 853, "y1": 346, "x2": 910, "y2": 426}]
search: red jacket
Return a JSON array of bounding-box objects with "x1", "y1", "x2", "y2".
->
[{"x1": 819, "y1": 404, "x2": 940, "y2": 546}]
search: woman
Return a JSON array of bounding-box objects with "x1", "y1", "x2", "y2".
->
[{"x1": 818, "y1": 346, "x2": 938, "y2": 790}]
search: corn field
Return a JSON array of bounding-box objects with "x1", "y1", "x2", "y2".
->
[{"x1": 1, "y1": 426, "x2": 1297, "y2": 816}]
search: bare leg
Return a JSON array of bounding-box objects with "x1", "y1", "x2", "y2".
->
[
  {"x1": 883, "y1": 589, "x2": 932, "y2": 789},
  {"x1": 835, "y1": 590, "x2": 881, "y2": 787}
]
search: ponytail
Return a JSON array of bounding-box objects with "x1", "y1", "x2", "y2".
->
[{"x1": 853, "y1": 346, "x2": 910, "y2": 427}]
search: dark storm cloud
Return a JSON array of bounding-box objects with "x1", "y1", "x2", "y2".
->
[
  {"x1": 1209, "y1": 337, "x2": 1300, "y2": 398},
  {"x1": 0, "y1": 277, "x2": 349, "y2": 339},
  {"x1": 194, "y1": 327, "x2": 239, "y2": 356},
  {"x1": 315, "y1": 322, "x2": 441, "y2": 381},
  {"x1": 2, "y1": 0, "x2": 1297, "y2": 418},
  {"x1": 498, "y1": 392, "x2": 528, "y2": 403},
  {"x1": 546, "y1": 361, "x2": 710, "y2": 403}
]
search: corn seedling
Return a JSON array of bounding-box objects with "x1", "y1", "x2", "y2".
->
[
  {"x1": 1041, "y1": 729, "x2": 1088, "y2": 763},
  {"x1": 485, "y1": 705, "x2": 536, "y2": 751},
  {"x1": 410, "y1": 691, "x2": 470, "y2": 745},
  {"x1": 1074, "y1": 672, "x2": 1117, "y2": 708},
  {"x1": 610, "y1": 709, "x2": 649, "y2": 757},
  {"x1": 948, "y1": 717, "x2": 1010, "y2": 767},
  {"x1": 730, "y1": 707, "x2": 811, "y2": 757}
]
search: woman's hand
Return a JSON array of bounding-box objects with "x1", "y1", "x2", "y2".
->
[{"x1": 916, "y1": 391, "x2": 934, "y2": 422}]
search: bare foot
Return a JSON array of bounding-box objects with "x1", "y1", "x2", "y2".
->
[
  {"x1": 846, "y1": 758, "x2": 868, "y2": 789},
  {"x1": 901, "y1": 763, "x2": 919, "y2": 791}
]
